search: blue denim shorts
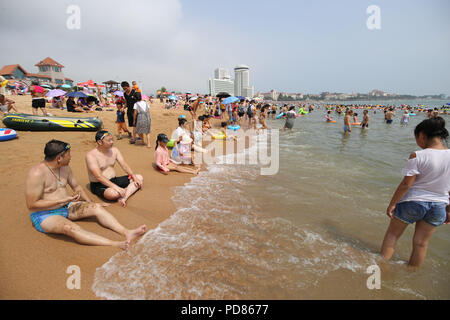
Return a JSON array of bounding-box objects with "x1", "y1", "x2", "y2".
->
[{"x1": 394, "y1": 201, "x2": 447, "y2": 227}]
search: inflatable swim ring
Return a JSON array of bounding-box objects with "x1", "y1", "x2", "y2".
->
[
  {"x1": 0, "y1": 80, "x2": 8, "y2": 88},
  {"x1": 276, "y1": 112, "x2": 285, "y2": 119},
  {"x1": 212, "y1": 135, "x2": 226, "y2": 140},
  {"x1": 326, "y1": 120, "x2": 336, "y2": 123},
  {"x1": 167, "y1": 139, "x2": 175, "y2": 148},
  {"x1": 0, "y1": 128, "x2": 17, "y2": 141},
  {"x1": 409, "y1": 113, "x2": 416, "y2": 116},
  {"x1": 228, "y1": 125, "x2": 240, "y2": 131},
  {"x1": 352, "y1": 122, "x2": 361, "y2": 125}
]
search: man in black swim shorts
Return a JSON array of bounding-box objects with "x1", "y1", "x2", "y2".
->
[{"x1": 85, "y1": 130, "x2": 144, "y2": 207}]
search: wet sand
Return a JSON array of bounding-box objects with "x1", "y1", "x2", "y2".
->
[{"x1": 0, "y1": 95, "x2": 200, "y2": 299}]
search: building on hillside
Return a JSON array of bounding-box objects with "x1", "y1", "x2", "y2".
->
[
  {"x1": 369, "y1": 89, "x2": 387, "y2": 97},
  {"x1": 0, "y1": 57, "x2": 73, "y2": 87}
]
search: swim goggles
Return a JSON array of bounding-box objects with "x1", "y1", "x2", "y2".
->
[
  {"x1": 99, "y1": 131, "x2": 112, "y2": 140},
  {"x1": 50, "y1": 143, "x2": 71, "y2": 157}
]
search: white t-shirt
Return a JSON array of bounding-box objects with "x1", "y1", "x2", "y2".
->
[
  {"x1": 171, "y1": 126, "x2": 187, "y2": 142},
  {"x1": 133, "y1": 101, "x2": 149, "y2": 113},
  {"x1": 400, "y1": 149, "x2": 450, "y2": 204}
]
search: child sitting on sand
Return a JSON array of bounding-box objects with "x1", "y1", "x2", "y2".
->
[
  {"x1": 219, "y1": 121, "x2": 237, "y2": 141},
  {"x1": 202, "y1": 114, "x2": 212, "y2": 132},
  {"x1": 155, "y1": 133, "x2": 199, "y2": 175}
]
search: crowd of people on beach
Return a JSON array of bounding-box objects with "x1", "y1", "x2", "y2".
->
[{"x1": 2, "y1": 82, "x2": 449, "y2": 267}]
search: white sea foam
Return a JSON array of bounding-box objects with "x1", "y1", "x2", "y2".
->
[{"x1": 92, "y1": 113, "x2": 448, "y2": 299}]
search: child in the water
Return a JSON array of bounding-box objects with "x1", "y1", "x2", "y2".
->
[{"x1": 401, "y1": 111, "x2": 410, "y2": 126}]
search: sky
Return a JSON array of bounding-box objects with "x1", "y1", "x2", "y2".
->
[{"x1": 0, "y1": 0, "x2": 449, "y2": 96}]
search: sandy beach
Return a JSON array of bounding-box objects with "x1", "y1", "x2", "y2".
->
[{"x1": 0, "y1": 96, "x2": 197, "y2": 299}]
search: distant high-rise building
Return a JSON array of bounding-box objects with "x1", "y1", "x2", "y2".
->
[
  {"x1": 208, "y1": 78, "x2": 234, "y2": 96},
  {"x1": 234, "y1": 65, "x2": 254, "y2": 98},
  {"x1": 209, "y1": 67, "x2": 234, "y2": 96},
  {"x1": 214, "y1": 68, "x2": 230, "y2": 80}
]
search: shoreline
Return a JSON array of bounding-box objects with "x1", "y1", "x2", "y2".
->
[{"x1": 0, "y1": 96, "x2": 198, "y2": 299}]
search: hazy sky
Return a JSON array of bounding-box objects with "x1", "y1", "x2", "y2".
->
[{"x1": 0, "y1": 0, "x2": 449, "y2": 95}]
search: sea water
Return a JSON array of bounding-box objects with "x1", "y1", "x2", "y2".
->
[{"x1": 92, "y1": 100, "x2": 449, "y2": 299}]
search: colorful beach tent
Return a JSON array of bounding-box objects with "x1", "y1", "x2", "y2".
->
[{"x1": 76, "y1": 80, "x2": 105, "y2": 88}]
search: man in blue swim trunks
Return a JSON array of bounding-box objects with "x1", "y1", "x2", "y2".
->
[
  {"x1": 385, "y1": 108, "x2": 394, "y2": 124},
  {"x1": 25, "y1": 139, "x2": 147, "y2": 251},
  {"x1": 344, "y1": 110, "x2": 352, "y2": 133}
]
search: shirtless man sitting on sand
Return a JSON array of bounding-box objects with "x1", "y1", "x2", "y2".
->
[
  {"x1": 86, "y1": 130, "x2": 143, "y2": 207},
  {"x1": 25, "y1": 140, "x2": 146, "y2": 251}
]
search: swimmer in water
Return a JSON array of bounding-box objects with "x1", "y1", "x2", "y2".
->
[
  {"x1": 361, "y1": 110, "x2": 370, "y2": 129},
  {"x1": 400, "y1": 111, "x2": 410, "y2": 126},
  {"x1": 344, "y1": 110, "x2": 352, "y2": 133}
]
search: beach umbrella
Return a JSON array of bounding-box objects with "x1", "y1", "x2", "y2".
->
[
  {"x1": 67, "y1": 91, "x2": 88, "y2": 98},
  {"x1": 216, "y1": 92, "x2": 231, "y2": 98},
  {"x1": 46, "y1": 89, "x2": 67, "y2": 98},
  {"x1": 113, "y1": 91, "x2": 124, "y2": 97},
  {"x1": 41, "y1": 84, "x2": 53, "y2": 89},
  {"x1": 222, "y1": 96, "x2": 239, "y2": 104},
  {"x1": 189, "y1": 96, "x2": 198, "y2": 101},
  {"x1": 236, "y1": 96, "x2": 245, "y2": 100},
  {"x1": 168, "y1": 95, "x2": 178, "y2": 100},
  {"x1": 61, "y1": 84, "x2": 71, "y2": 89}
]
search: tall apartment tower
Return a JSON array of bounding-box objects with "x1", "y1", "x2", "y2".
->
[
  {"x1": 214, "y1": 68, "x2": 230, "y2": 80},
  {"x1": 234, "y1": 65, "x2": 254, "y2": 98},
  {"x1": 209, "y1": 67, "x2": 234, "y2": 96}
]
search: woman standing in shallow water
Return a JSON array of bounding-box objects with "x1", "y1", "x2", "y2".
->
[{"x1": 380, "y1": 117, "x2": 450, "y2": 268}]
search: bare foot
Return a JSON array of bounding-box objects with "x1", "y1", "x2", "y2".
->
[
  {"x1": 125, "y1": 225, "x2": 147, "y2": 242},
  {"x1": 118, "y1": 198, "x2": 127, "y2": 207},
  {"x1": 116, "y1": 240, "x2": 130, "y2": 251}
]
